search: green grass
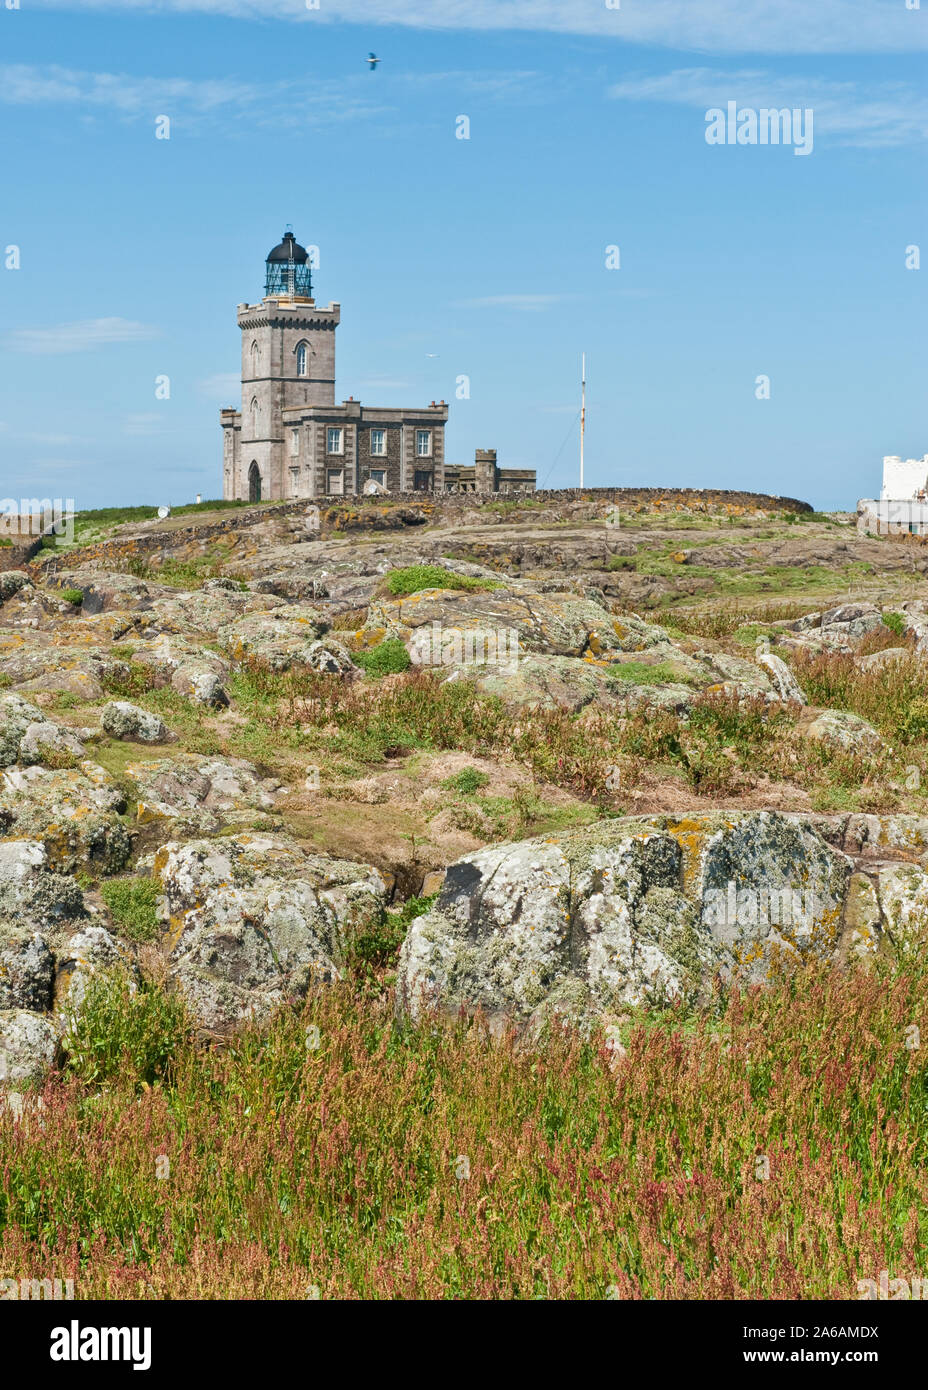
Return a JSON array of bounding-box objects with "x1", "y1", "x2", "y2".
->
[
  {"x1": 100, "y1": 877, "x2": 161, "y2": 943},
  {"x1": 385, "y1": 564, "x2": 500, "y2": 597},
  {"x1": 60, "y1": 588, "x2": 83, "y2": 606},
  {"x1": 62, "y1": 970, "x2": 191, "y2": 1089},
  {"x1": 353, "y1": 639, "x2": 412, "y2": 678},
  {"x1": 3, "y1": 938, "x2": 928, "y2": 1298},
  {"x1": 608, "y1": 660, "x2": 697, "y2": 686},
  {"x1": 442, "y1": 767, "x2": 490, "y2": 794}
]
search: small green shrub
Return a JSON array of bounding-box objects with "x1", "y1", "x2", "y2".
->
[
  {"x1": 100, "y1": 877, "x2": 160, "y2": 943},
  {"x1": 60, "y1": 587, "x2": 83, "y2": 606},
  {"x1": 442, "y1": 767, "x2": 490, "y2": 794},
  {"x1": 354, "y1": 639, "x2": 412, "y2": 678},
  {"x1": 883, "y1": 611, "x2": 906, "y2": 637}
]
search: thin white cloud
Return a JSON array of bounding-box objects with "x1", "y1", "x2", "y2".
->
[
  {"x1": 608, "y1": 68, "x2": 928, "y2": 148},
  {"x1": 20, "y1": 0, "x2": 928, "y2": 54},
  {"x1": 0, "y1": 62, "x2": 536, "y2": 130},
  {"x1": 8, "y1": 317, "x2": 160, "y2": 353}
]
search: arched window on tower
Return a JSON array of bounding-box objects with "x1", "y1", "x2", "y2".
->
[
  {"x1": 296, "y1": 343, "x2": 308, "y2": 378},
  {"x1": 250, "y1": 397, "x2": 259, "y2": 435},
  {"x1": 250, "y1": 340, "x2": 259, "y2": 373}
]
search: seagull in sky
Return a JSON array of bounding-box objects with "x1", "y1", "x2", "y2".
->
[{"x1": 367, "y1": 53, "x2": 380, "y2": 71}]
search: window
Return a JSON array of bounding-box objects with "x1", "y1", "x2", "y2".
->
[
  {"x1": 296, "y1": 343, "x2": 308, "y2": 377},
  {"x1": 370, "y1": 428, "x2": 386, "y2": 456},
  {"x1": 250, "y1": 340, "x2": 259, "y2": 373},
  {"x1": 416, "y1": 430, "x2": 432, "y2": 458},
  {"x1": 250, "y1": 398, "x2": 259, "y2": 434},
  {"x1": 289, "y1": 466, "x2": 300, "y2": 493},
  {"x1": 326, "y1": 427, "x2": 343, "y2": 455},
  {"x1": 369, "y1": 469, "x2": 386, "y2": 488},
  {"x1": 290, "y1": 429, "x2": 300, "y2": 457},
  {"x1": 327, "y1": 469, "x2": 344, "y2": 496},
  {"x1": 414, "y1": 470, "x2": 432, "y2": 492}
]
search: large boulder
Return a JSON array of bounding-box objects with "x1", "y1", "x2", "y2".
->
[
  {"x1": 796, "y1": 707, "x2": 886, "y2": 755},
  {"x1": 367, "y1": 589, "x2": 668, "y2": 663},
  {"x1": 217, "y1": 604, "x2": 328, "y2": 669},
  {"x1": 0, "y1": 1009, "x2": 59, "y2": 1085},
  {"x1": 101, "y1": 700, "x2": 170, "y2": 744},
  {"x1": 0, "y1": 764, "x2": 131, "y2": 873},
  {"x1": 396, "y1": 812, "x2": 857, "y2": 1027},
  {"x1": 152, "y1": 834, "x2": 388, "y2": 1033}
]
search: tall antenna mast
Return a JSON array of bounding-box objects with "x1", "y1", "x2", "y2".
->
[{"x1": 580, "y1": 352, "x2": 586, "y2": 489}]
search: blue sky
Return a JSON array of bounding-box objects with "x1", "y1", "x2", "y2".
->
[{"x1": 1, "y1": 0, "x2": 926, "y2": 509}]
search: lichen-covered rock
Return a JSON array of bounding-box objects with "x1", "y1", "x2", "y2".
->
[
  {"x1": 149, "y1": 588, "x2": 282, "y2": 637},
  {"x1": 0, "y1": 1009, "x2": 59, "y2": 1085},
  {"x1": 856, "y1": 647, "x2": 911, "y2": 672},
  {"x1": 0, "y1": 694, "x2": 85, "y2": 766},
  {"x1": 0, "y1": 923, "x2": 55, "y2": 1011},
  {"x1": 183, "y1": 670, "x2": 229, "y2": 706},
  {"x1": 783, "y1": 603, "x2": 886, "y2": 653},
  {"x1": 756, "y1": 651, "x2": 806, "y2": 705},
  {"x1": 303, "y1": 637, "x2": 357, "y2": 675},
  {"x1": 797, "y1": 707, "x2": 885, "y2": 755},
  {"x1": 101, "y1": 700, "x2": 170, "y2": 744},
  {"x1": 0, "y1": 840, "x2": 86, "y2": 925},
  {"x1": 123, "y1": 754, "x2": 280, "y2": 834},
  {"x1": 0, "y1": 764, "x2": 131, "y2": 873},
  {"x1": 152, "y1": 834, "x2": 388, "y2": 1033},
  {"x1": 0, "y1": 571, "x2": 32, "y2": 601},
  {"x1": 217, "y1": 604, "x2": 328, "y2": 669},
  {"x1": 369, "y1": 589, "x2": 668, "y2": 662},
  {"x1": 397, "y1": 811, "x2": 855, "y2": 1025},
  {"x1": 55, "y1": 925, "x2": 136, "y2": 1014}
]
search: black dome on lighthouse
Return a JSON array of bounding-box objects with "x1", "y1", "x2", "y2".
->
[
  {"x1": 264, "y1": 228, "x2": 313, "y2": 298},
  {"x1": 266, "y1": 230, "x2": 309, "y2": 264}
]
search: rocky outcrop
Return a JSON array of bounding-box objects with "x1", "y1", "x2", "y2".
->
[
  {"x1": 152, "y1": 834, "x2": 388, "y2": 1033},
  {"x1": 0, "y1": 765, "x2": 131, "y2": 873},
  {"x1": 395, "y1": 811, "x2": 921, "y2": 1028},
  {"x1": 124, "y1": 754, "x2": 281, "y2": 834}
]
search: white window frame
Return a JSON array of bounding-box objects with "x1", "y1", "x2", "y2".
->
[
  {"x1": 369, "y1": 469, "x2": 387, "y2": 488},
  {"x1": 326, "y1": 427, "x2": 343, "y2": 455},
  {"x1": 370, "y1": 428, "x2": 387, "y2": 457},
  {"x1": 416, "y1": 429, "x2": 432, "y2": 458},
  {"x1": 296, "y1": 343, "x2": 308, "y2": 377}
]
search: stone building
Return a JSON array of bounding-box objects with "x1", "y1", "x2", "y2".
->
[
  {"x1": 444, "y1": 448, "x2": 536, "y2": 495},
  {"x1": 221, "y1": 230, "x2": 449, "y2": 501}
]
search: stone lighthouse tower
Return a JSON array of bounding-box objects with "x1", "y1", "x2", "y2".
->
[
  {"x1": 221, "y1": 229, "x2": 451, "y2": 502},
  {"x1": 221, "y1": 229, "x2": 340, "y2": 502}
]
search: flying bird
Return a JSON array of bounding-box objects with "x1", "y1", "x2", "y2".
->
[
  {"x1": 426, "y1": 353, "x2": 439, "y2": 358},
  {"x1": 367, "y1": 53, "x2": 380, "y2": 71}
]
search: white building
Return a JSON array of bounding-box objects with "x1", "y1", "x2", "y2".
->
[{"x1": 858, "y1": 454, "x2": 928, "y2": 534}]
